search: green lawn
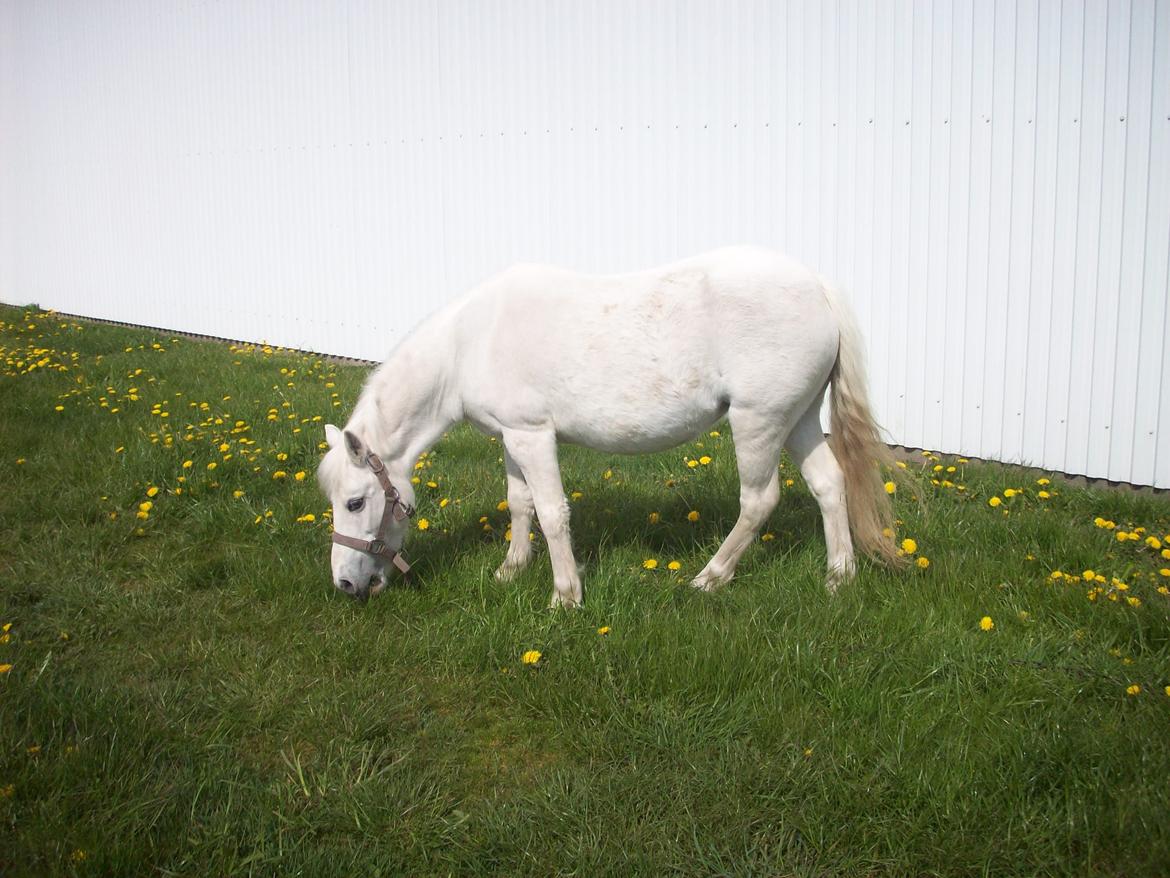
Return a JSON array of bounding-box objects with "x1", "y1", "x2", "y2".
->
[{"x1": 2, "y1": 303, "x2": 1169, "y2": 877}]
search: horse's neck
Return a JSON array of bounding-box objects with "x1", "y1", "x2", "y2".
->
[{"x1": 354, "y1": 318, "x2": 462, "y2": 475}]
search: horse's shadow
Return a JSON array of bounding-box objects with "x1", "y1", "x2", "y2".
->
[{"x1": 403, "y1": 481, "x2": 827, "y2": 583}]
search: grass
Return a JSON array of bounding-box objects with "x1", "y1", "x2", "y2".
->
[{"x1": 1, "y1": 302, "x2": 1169, "y2": 877}]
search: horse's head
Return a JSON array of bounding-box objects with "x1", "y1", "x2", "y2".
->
[{"x1": 319, "y1": 423, "x2": 416, "y2": 600}]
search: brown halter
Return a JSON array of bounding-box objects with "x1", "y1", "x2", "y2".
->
[{"x1": 331, "y1": 452, "x2": 414, "y2": 577}]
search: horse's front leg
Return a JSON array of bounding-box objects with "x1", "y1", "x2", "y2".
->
[
  {"x1": 500, "y1": 427, "x2": 583, "y2": 608},
  {"x1": 495, "y1": 448, "x2": 535, "y2": 582}
]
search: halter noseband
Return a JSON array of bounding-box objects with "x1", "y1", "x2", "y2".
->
[{"x1": 331, "y1": 452, "x2": 414, "y2": 577}]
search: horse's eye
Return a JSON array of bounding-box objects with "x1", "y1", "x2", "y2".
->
[{"x1": 346, "y1": 498, "x2": 364, "y2": 513}]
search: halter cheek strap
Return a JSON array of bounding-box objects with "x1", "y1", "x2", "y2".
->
[{"x1": 331, "y1": 452, "x2": 415, "y2": 577}]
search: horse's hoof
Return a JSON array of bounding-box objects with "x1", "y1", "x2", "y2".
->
[
  {"x1": 494, "y1": 565, "x2": 516, "y2": 582},
  {"x1": 549, "y1": 591, "x2": 582, "y2": 609},
  {"x1": 690, "y1": 572, "x2": 726, "y2": 592}
]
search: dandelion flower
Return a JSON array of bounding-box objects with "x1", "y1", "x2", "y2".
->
[
  {"x1": 597, "y1": 626, "x2": 610, "y2": 636},
  {"x1": 417, "y1": 518, "x2": 430, "y2": 531},
  {"x1": 1126, "y1": 684, "x2": 1141, "y2": 696},
  {"x1": 687, "y1": 510, "x2": 700, "y2": 522},
  {"x1": 603, "y1": 469, "x2": 613, "y2": 480},
  {"x1": 1159, "y1": 568, "x2": 1170, "y2": 578},
  {"x1": 901, "y1": 538, "x2": 917, "y2": 555},
  {"x1": 521, "y1": 650, "x2": 542, "y2": 665},
  {"x1": 916, "y1": 556, "x2": 930, "y2": 569},
  {"x1": 1038, "y1": 491, "x2": 1050, "y2": 499},
  {"x1": 272, "y1": 470, "x2": 286, "y2": 479},
  {"x1": 687, "y1": 459, "x2": 699, "y2": 469},
  {"x1": 0, "y1": 664, "x2": 11, "y2": 674},
  {"x1": 182, "y1": 460, "x2": 193, "y2": 469},
  {"x1": 496, "y1": 500, "x2": 509, "y2": 512},
  {"x1": 667, "y1": 561, "x2": 682, "y2": 571},
  {"x1": 988, "y1": 496, "x2": 1002, "y2": 507},
  {"x1": 761, "y1": 532, "x2": 775, "y2": 542},
  {"x1": 884, "y1": 481, "x2": 896, "y2": 494},
  {"x1": 648, "y1": 512, "x2": 660, "y2": 524},
  {"x1": 207, "y1": 462, "x2": 217, "y2": 471},
  {"x1": 146, "y1": 486, "x2": 159, "y2": 498},
  {"x1": 570, "y1": 491, "x2": 583, "y2": 501},
  {"x1": 699, "y1": 455, "x2": 712, "y2": 465},
  {"x1": 979, "y1": 616, "x2": 994, "y2": 632},
  {"x1": 1003, "y1": 488, "x2": 1017, "y2": 498},
  {"x1": 295, "y1": 471, "x2": 307, "y2": 481},
  {"x1": 643, "y1": 558, "x2": 659, "y2": 570}
]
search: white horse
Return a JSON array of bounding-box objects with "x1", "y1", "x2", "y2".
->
[{"x1": 318, "y1": 246, "x2": 900, "y2": 606}]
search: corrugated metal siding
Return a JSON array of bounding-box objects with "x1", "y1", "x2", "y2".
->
[{"x1": 1, "y1": 1, "x2": 1167, "y2": 486}]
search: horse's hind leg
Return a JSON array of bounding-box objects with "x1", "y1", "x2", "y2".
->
[
  {"x1": 785, "y1": 404, "x2": 856, "y2": 592},
  {"x1": 495, "y1": 448, "x2": 535, "y2": 582},
  {"x1": 692, "y1": 406, "x2": 785, "y2": 592}
]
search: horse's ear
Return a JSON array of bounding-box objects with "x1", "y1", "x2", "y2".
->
[
  {"x1": 342, "y1": 429, "x2": 368, "y2": 465},
  {"x1": 324, "y1": 423, "x2": 343, "y2": 449}
]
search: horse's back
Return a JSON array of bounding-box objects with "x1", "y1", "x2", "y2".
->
[{"x1": 456, "y1": 247, "x2": 840, "y2": 451}]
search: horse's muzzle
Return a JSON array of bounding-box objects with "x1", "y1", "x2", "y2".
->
[{"x1": 337, "y1": 574, "x2": 385, "y2": 601}]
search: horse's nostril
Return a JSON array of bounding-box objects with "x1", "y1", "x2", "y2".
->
[{"x1": 338, "y1": 579, "x2": 354, "y2": 592}]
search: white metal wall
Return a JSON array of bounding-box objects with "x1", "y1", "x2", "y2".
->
[{"x1": 1, "y1": 1, "x2": 1168, "y2": 487}]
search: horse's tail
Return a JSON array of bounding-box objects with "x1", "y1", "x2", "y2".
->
[{"x1": 818, "y1": 277, "x2": 905, "y2": 568}]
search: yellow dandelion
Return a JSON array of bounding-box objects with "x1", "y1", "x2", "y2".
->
[
  {"x1": 709, "y1": 430, "x2": 720, "y2": 437},
  {"x1": 145, "y1": 486, "x2": 159, "y2": 498},
  {"x1": 182, "y1": 460, "x2": 193, "y2": 469},
  {"x1": 1038, "y1": 490, "x2": 1050, "y2": 499},
  {"x1": 761, "y1": 532, "x2": 775, "y2": 542},
  {"x1": 667, "y1": 561, "x2": 682, "y2": 571},
  {"x1": 138, "y1": 500, "x2": 153, "y2": 513},
  {"x1": 597, "y1": 626, "x2": 610, "y2": 636},
  {"x1": 417, "y1": 518, "x2": 430, "y2": 531},
  {"x1": 687, "y1": 459, "x2": 699, "y2": 468},
  {"x1": 979, "y1": 616, "x2": 994, "y2": 632},
  {"x1": 901, "y1": 538, "x2": 917, "y2": 555},
  {"x1": 1082, "y1": 569, "x2": 1096, "y2": 581},
  {"x1": 439, "y1": 498, "x2": 449, "y2": 508},
  {"x1": 233, "y1": 490, "x2": 245, "y2": 498},
  {"x1": 1037, "y1": 477, "x2": 1050, "y2": 485},
  {"x1": 884, "y1": 481, "x2": 896, "y2": 494},
  {"x1": 0, "y1": 664, "x2": 12, "y2": 674},
  {"x1": 988, "y1": 496, "x2": 1002, "y2": 507},
  {"x1": 1146, "y1": 536, "x2": 1162, "y2": 549},
  {"x1": 687, "y1": 510, "x2": 700, "y2": 522},
  {"x1": 603, "y1": 469, "x2": 613, "y2": 480},
  {"x1": 1126, "y1": 684, "x2": 1141, "y2": 696},
  {"x1": 699, "y1": 455, "x2": 712, "y2": 465},
  {"x1": 916, "y1": 556, "x2": 930, "y2": 569},
  {"x1": 648, "y1": 512, "x2": 660, "y2": 524},
  {"x1": 295, "y1": 471, "x2": 307, "y2": 481},
  {"x1": 570, "y1": 491, "x2": 583, "y2": 501},
  {"x1": 1159, "y1": 568, "x2": 1170, "y2": 578},
  {"x1": 521, "y1": 649, "x2": 542, "y2": 665},
  {"x1": 207, "y1": 462, "x2": 217, "y2": 471},
  {"x1": 496, "y1": 500, "x2": 509, "y2": 512},
  {"x1": 643, "y1": 558, "x2": 659, "y2": 570},
  {"x1": 272, "y1": 470, "x2": 286, "y2": 479}
]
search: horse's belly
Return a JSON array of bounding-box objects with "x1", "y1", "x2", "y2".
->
[{"x1": 552, "y1": 386, "x2": 729, "y2": 454}]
